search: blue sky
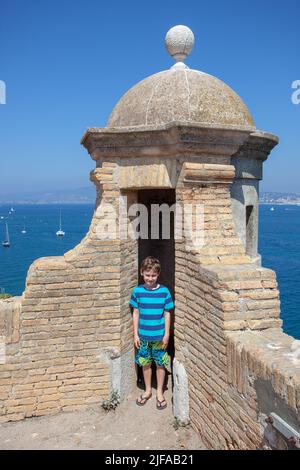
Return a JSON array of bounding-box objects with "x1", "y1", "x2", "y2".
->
[{"x1": 0, "y1": 0, "x2": 299, "y2": 195}]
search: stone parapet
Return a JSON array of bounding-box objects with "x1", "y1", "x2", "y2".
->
[
  {"x1": 173, "y1": 254, "x2": 299, "y2": 449},
  {"x1": 226, "y1": 329, "x2": 300, "y2": 449},
  {"x1": 0, "y1": 165, "x2": 136, "y2": 423}
]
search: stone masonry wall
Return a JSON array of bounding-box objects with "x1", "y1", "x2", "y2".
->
[
  {"x1": 0, "y1": 162, "x2": 136, "y2": 422},
  {"x1": 227, "y1": 328, "x2": 300, "y2": 450},
  {"x1": 174, "y1": 256, "x2": 300, "y2": 449},
  {"x1": 174, "y1": 163, "x2": 300, "y2": 449}
]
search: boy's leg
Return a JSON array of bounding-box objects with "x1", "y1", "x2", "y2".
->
[
  {"x1": 156, "y1": 366, "x2": 166, "y2": 403},
  {"x1": 135, "y1": 340, "x2": 152, "y2": 404},
  {"x1": 142, "y1": 364, "x2": 152, "y2": 396},
  {"x1": 152, "y1": 341, "x2": 169, "y2": 408},
  {"x1": 136, "y1": 365, "x2": 152, "y2": 405}
]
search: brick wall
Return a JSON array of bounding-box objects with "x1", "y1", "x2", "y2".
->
[
  {"x1": 0, "y1": 162, "x2": 136, "y2": 422},
  {"x1": 174, "y1": 163, "x2": 300, "y2": 449}
]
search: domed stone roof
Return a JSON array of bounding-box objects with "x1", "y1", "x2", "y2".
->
[{"x1": 107, "y1": 26, "x2": 255, "y2": 130}]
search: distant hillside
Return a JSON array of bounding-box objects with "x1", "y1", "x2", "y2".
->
[
  {"x1": 0, "y1": 187, "x2": 95, "y2": 204},
  {"x1": 0, "y1": 188, "x2": 299, "y2": 205},
  {"x1": 260, "y1": 192, "x2": 300, "y2": 204}
]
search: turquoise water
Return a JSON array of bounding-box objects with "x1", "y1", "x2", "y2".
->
[
  {"x1": 0, "y1": 203, "x2": 299, "y2": 339},
  {"x1": 259, "y1": 204, "x2": 300, "y2": 339},
  {"x1": 0, "y1": 204, "x2": 94, "y2": 297}
]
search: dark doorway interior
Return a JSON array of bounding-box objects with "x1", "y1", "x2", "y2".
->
[
  {"x1": 136, "y1": 189, "x2": 176, "y2": 391},
  {"x1": 246, "y1": 205, "x2": 254, "y2": 257}
]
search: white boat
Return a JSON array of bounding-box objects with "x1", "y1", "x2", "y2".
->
[
  {"x1": 21, "y1": 217, "x2": 26, "y2": 234},
  {"x1": 56, "y1": 210, "x2": 65, "y2": 237},
  {"x1": 270, "y1": 207, "x2": 275, "y2": 211},
  {"x1": 2, "y1": 222, "x2": 10, "y2": 247},
  {"x1": 10, "y1": 207, "x2": 15, "y2": 212}
]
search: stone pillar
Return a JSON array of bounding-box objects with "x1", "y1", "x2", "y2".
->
[
  {"x1": 173, "y1": 161, "x2": 251, "y2": 423},
  {"x1": 231, "y1": 132, "x2": 279, "y2": 264}
]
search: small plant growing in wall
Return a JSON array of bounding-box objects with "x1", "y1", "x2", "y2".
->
[
  {"x1": 101, "y1": 390, "x2": 120, "y2": 412},
  {"x1": 0, "y1": 294, "x2": 12, "y2": 299}
]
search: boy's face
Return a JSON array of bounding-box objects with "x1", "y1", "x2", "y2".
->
[{"x1": 141, "y1": 268, "x2": 159, "y2": 288}]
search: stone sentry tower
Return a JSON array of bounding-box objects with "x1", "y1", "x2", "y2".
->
[
  {"x1": 82, "y1": 24, "x2": 274, "y2": 383},
  {"x1": 1, "y1": 26, "x2": 299, "y2": 449}
]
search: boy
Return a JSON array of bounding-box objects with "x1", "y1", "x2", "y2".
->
[{"x1": 129, "y1": 256, "x2": 174, "y2": 410}]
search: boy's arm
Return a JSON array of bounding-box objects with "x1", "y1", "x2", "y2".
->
[
  {"x1": 132, "y1": 308, "x2": 140, "y2": 348},
  {"x1": 162, "y1": 288, "x2": 174, "y2": 349},
  {"x1": 162, "y1": 310, "x2": 171, "y2": 349}
]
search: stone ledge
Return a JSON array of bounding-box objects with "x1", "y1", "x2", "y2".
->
[
  {"x1": 81, "y1": 122, "x2": 252, "y2": 159},
  {"x1": 227, "y1": 329, "x2": 300, "y2": 415}
]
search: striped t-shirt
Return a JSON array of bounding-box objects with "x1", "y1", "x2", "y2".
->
[{"x1": 129, "y1": 284, "x2": 174, "y2": 341}]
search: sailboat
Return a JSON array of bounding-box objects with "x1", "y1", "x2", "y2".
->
[
  {"x1": 56, "y1": 210, "x2": 65, "y2": 237},
  {"x1": 2, "y1": 223, "x2": 10, "y2": 247},
  {"x1": 21, "y1": 217, "x2": 26, "y2": 234}
]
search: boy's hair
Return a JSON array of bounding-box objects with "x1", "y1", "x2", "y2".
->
[{"x1": 140, "y1": 256, "x2": 161, "y2": 274}]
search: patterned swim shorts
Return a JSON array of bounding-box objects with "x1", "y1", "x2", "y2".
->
[{"x1": 135, "y1": 339, "x2": 170, "y2": 367}]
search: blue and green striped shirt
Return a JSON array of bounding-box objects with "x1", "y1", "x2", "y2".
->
[{"x1": 130, "y1": 284, "x2": 174, "y2": 341}]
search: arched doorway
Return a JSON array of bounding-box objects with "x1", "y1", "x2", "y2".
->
[{"x1": 136, "y1": 189, "x2": 176, "y2": 392}]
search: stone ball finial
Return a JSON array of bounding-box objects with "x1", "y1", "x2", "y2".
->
[{"x1": 165, "y1": 25, "x2": 195, "y2": 65}]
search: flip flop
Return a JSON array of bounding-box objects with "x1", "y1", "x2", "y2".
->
[
  {"x1": 136, "y1": 393, "x2": 152, "y2": 406},
  {"x1": 156, "y1": 397, "x2": 167, "y2": 410}
]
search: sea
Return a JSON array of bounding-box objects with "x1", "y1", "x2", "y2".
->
[{"x1": 0, "y1": 204, "x2": 299, "y2": 339}]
